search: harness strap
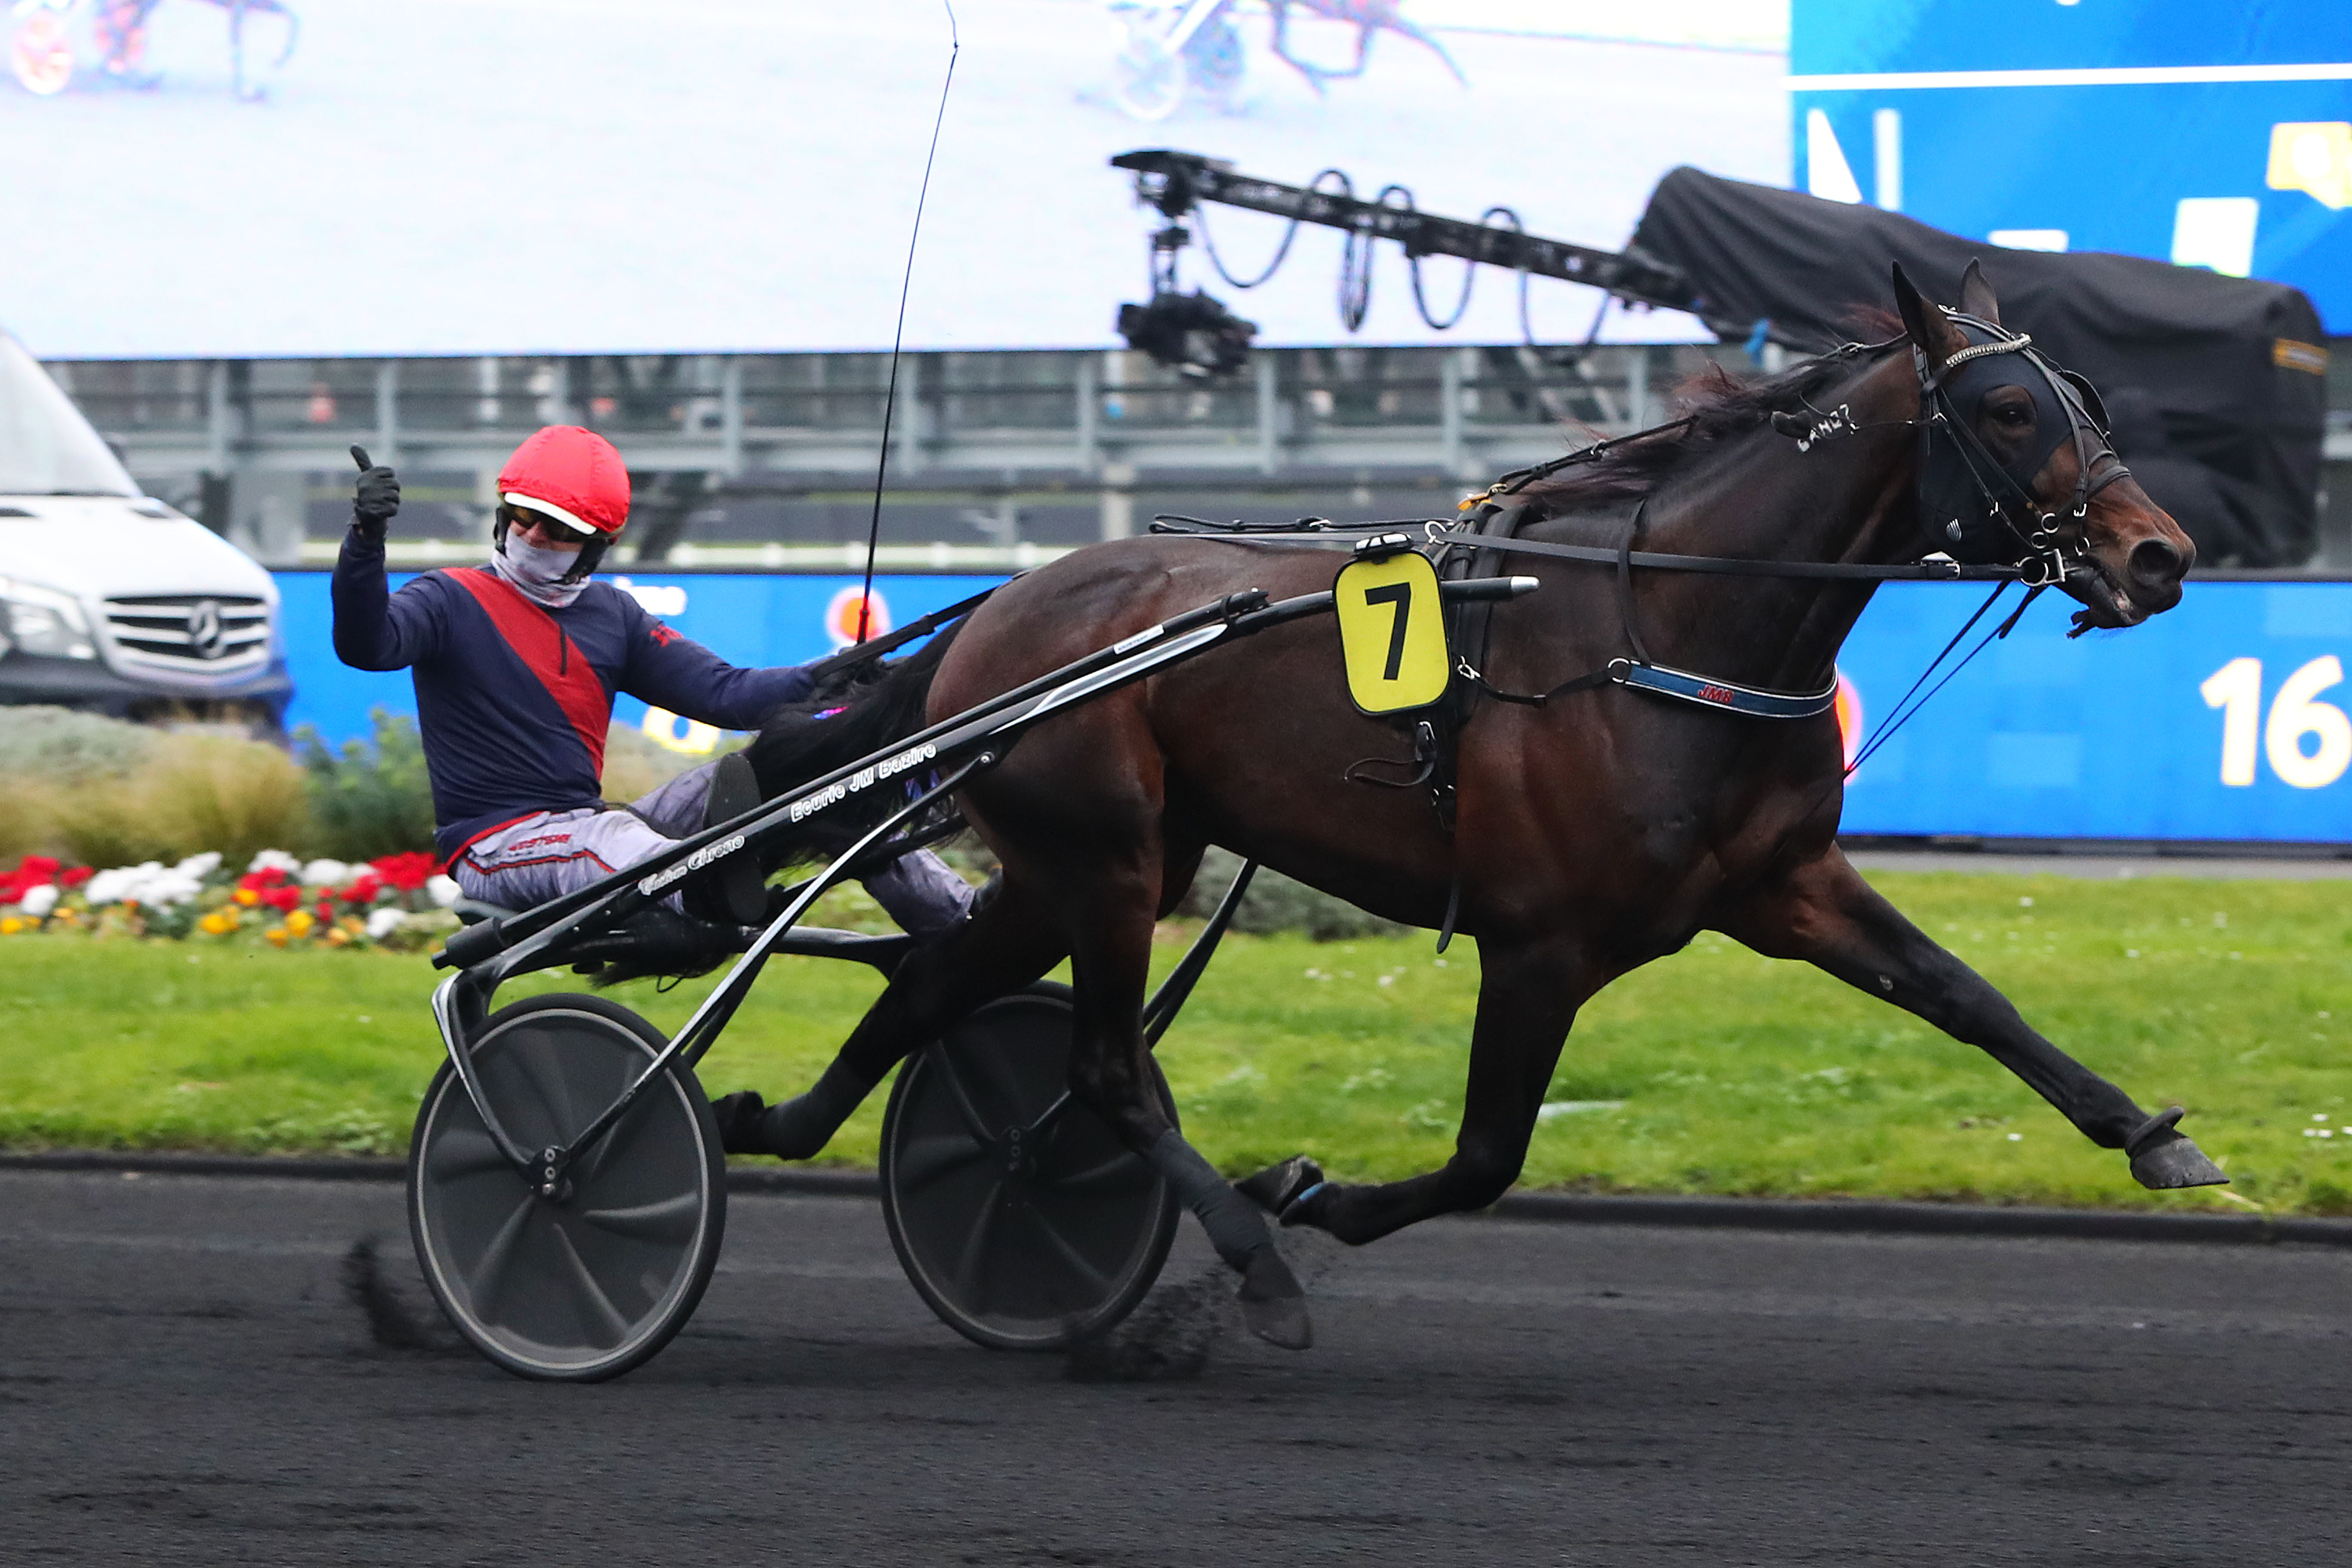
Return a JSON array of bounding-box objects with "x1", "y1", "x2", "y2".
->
[
  {"x1": 1614, "y1": 503, "x2": 1656, "y2": 667},
  {"x1": 1455, "y1": 657, "x2": 1835, "y2": 719},
  {"x1": 1160, "y1": 523, "x2": 2023, "y2": 582}
]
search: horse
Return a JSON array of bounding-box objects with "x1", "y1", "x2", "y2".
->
[{"x1": 726, "y1": 262, "x2": 2215, "y2": 1350}]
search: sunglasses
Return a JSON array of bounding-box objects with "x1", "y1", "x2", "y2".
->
[{"x1": 504, "y1": 505, "x2": 597, "y2": 547}]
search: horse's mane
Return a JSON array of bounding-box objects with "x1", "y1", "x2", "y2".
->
[{"x1": 1516, "y1": 310, "x2": 1906, "y2": 519}]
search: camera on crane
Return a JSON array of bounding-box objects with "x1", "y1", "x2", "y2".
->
[{"x1": 1115, "y1": 288, "x2": 1256, "y2": 379}]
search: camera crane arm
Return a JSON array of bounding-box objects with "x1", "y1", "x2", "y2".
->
[{"x1": 1111, "y1": 148, "x2": 1702, "y2": 322}]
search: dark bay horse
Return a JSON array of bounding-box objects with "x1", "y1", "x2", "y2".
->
[{"x1": 729, "y1": 263, "x2": 2217, "y2": 1349}]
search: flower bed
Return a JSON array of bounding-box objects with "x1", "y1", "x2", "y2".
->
[{"x1": 0, "y1": 848, "x2": 461, "y2": 951}]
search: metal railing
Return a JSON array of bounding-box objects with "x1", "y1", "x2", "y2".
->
[{"x1": 48, "y1": 342, "x2": 2352, "y2": 569}]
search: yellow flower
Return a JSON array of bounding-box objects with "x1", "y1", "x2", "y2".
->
[
  {"x1": 233, "y1": 887, "x2": 261, "y2": 907},
  {"x1": 324, "y1": 926, "x2": 352, "y2": 947},
  {"x1": 265, "y1": 925, "x2": 291, "y2": 947},
  {"x1": 0, "y1": 917, "x2": 23, "y2": 936},
  {"x1": 285, "y1": 909, "x2": 315, "y2": 937},
  {"x1": 198, "y1": 910, "x2": 239, "y2": 936}
]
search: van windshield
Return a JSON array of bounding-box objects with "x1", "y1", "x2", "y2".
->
[{"x1": 0, "y1": 334, "x2": 138, "y2": 498}]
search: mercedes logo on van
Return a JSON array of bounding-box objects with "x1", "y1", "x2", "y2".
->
[{"x1": 186, "y1": 600, "x2": 225, "y2": 660}]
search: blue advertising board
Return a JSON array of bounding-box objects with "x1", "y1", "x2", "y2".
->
[
  {"x1": 1837, "y1": 580, "x2": 2351, "y2": 842},
  {"x1": 1790, "y1": 0, "x2": 2352, "y2": 330},
  {"x1": 274, "y1": 571, "x2": 2352, "y2": 847}
]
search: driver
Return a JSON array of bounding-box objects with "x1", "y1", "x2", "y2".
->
[{"x1": 330, "y1": 426, "x2": 972, "y2": 931}]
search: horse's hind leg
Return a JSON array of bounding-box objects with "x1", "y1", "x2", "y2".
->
[
  {"x1": 729, "y1": 879, "x2": 1069, "y2": 1159},
  {"x1": 1719, "y1": 845, "x2": 2225, "y2": 1188},
  {"x1": 1271, "y1": 935, "x2": 1588, "y2": 1246}
]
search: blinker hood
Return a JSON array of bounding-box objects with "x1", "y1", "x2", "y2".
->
[{"x1": 1916, "y1": 316, "x2": 2086, "y2": 564}]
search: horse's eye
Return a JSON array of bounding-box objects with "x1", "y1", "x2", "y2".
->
[{"x1": 1993, "y1": 403, "x2": 2032, "y2": 427}]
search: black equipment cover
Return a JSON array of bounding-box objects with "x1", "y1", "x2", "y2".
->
[{"x1": 1628, "y1": 168, "x2": 2329, "y2": 567}]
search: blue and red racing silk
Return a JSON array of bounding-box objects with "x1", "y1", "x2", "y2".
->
[{"x1": 332, "y1": 533, "x2": 812, "y2": 859}]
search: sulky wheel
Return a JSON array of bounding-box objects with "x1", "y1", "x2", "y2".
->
[
  {"x1": 881, "y1": 982, "x2": 1179, "y2": 1351},
  {"x1": 407, "y1": 993, "x2": 726, "y2": 1382}
]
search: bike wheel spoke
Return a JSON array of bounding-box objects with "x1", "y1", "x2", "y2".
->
[
  {"x1": 514, "y1": 1043, "x2": 578, "y2": 1142},
  {"x1": 1027, "y1": 1207, "x2": 1108, "y2": 1293},
  {"x1": 577, "y1": 1190, "x2": 701, "y2": 1243},
  {"x1": 427, "y1": 1127, "x2": 511, "y2": 1182},
  {"x1": 1023, "y1": 1090, "x2": 1075, "y2": 1141},
  {"x1": 932, "y1": 1051, "x2": 1000, "y2": 1144},
  {"x1": 951, "y1": 1182, "x2": 1003, "y2": 1314},
  {"x1": 466, "y1": 1190, "x2": 539, "y2": 1319},
  {"x1": 548, "y1": 1221, "x2": 632, "y2": 1347},
  {"x1": 894, "y1": 1133, "x2": 989, "y2": 1197},
  {"x1": 1045, "y1": 1152, "x2": 1148, "y2": 1194}
]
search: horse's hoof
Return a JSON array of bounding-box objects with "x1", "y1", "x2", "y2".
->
[
  {"x1": 711, "y1": 1090, "x2": 769, "y2": 1155},
  {"x1": 2132, "y1": 1136, "x2": 2229, "y2": 1189},
  {"x1": 1237, "y1": 1249, "x2": 1313, "y2": 1351},
  {"x1": 2126, "y1": 1107, "x2": 2229, "y2": 1190},
  {"x1": 1236, "y1": 1156, "x2": 1323, "y2": 1216}
]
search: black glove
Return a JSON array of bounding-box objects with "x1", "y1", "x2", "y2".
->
[{"x1": 349, "y1": 445, "x2": 400, "y2": 540}]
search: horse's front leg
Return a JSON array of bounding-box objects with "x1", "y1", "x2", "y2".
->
[
  {"x1": 1259, "y1": 934, "x2": 1589, "y2": 1246},
  {"x1": 1718, "y1": 845, "x2": 2225, "y2": 1188}
]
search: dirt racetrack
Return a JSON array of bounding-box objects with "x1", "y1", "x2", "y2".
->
[{"x1": 6, "y1": 1167, "x2": 2350, "y2": 1565}]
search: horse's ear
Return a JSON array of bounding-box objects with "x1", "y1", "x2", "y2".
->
[
  {"x1": 1891, "y1": 261, "x2": 1965, "y2": 374},
  {"x1": 1957, "y1": 258, "x2": 2000, "y2": 326}
]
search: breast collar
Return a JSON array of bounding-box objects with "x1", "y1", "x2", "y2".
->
[{"x1": 1915, "y1": 312, "x2": 2130, "y2": 587}]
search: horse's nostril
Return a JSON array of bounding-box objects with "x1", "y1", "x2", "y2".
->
[{"x1": 2129, "y1": 538, "x2": 2185, "y2": 589}]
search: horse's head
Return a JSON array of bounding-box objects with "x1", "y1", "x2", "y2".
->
[{"x1": 1893, "y1": 262, "x2": 2194, "y2": 632}]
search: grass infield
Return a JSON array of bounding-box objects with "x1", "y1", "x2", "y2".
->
[{"x1": 3, "y1": 871, "x2": 2348, "y2": 1215}]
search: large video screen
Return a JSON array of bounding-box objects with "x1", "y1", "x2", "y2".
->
[
  {"x1": 0, "y1": 1, "x2": 1783, "y2": 359},
  {"x1": 1792, "y1": 0, "x2": 2352, "y2": 331}
]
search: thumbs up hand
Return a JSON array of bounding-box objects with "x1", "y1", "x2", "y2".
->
[{"x1": 349, "y1": 445, "x2": 401, "y2": 539}]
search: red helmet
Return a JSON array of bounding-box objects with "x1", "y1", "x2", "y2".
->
[{"x1": 496, "y1": 426, "x2": 630, "y2": 536}]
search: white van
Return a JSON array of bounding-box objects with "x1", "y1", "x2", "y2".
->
[{"x1": 0, "y1": 329, "x2": 288, "y2": 729}]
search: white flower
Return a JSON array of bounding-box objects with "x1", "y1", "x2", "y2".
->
[
  {"x1": 425, "y1": 874, "x2": 461, "y2": 909},
  {"x1": 19, "y1": 885, "x2": 58, "y2": 918},
  {"x1": 248, "y1": 848, "x2": 301, "y2": 875},
  {"x1": 83, "y1": 863, "x2": 160, "y2": 906},
  {"x1": 299, "y1": 858, "x2": 352, "y2": 887},
  {"x1": 176, "y1": 851, "x2": 222, "y2": 881},
  {"x1": 364, "y1": 906, "x2": 407, "y2": 940},
  {"x1": 83, "y1": 861, "x2": 206, "y2": 909}
]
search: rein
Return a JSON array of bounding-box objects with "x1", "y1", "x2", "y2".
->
[{"x1": 1154, "y1": 312, "x2": 2125, "y2": 720}]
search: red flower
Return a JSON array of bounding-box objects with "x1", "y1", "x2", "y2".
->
[
  {"x1": 263, "y1": 885, "x2": 302, "y2": 912},
  {"x1": 336, "y1": 873, "x2": 383, "y2": 906},
  {"x1": 368, "y1": 851, "x2": 440, "y2": 892},
  {"x1": 60, "y1": 865, "x2": 92, "y2": 889},
  {"x1": 1, "y1": 855, "x2": 61, "y2": 900},
  {"x1": 237, "y1": 867, "x2": 289, "y2": 892}
]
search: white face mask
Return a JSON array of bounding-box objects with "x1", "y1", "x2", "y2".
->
[{"x1": 491, "y1": 533, "x2": 588, "y2": 608}]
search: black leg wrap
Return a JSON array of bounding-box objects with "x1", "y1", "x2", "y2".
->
[
  {"x1": 1148, "y1": 1130, "x2": 1311, "y2": 1351},
  {"x1": 1149, "y1": 1129, "x2": 1274, "y2": 1267},
  {"x1": 755, "y1": 1058, "x2": 877, "y2": 1161}
]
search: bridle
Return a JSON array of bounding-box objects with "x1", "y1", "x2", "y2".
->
[{"x1": 1909, "y1": 312, "x2": 2131, "y2": 589}]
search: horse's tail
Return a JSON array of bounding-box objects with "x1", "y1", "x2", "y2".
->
[{"x1": 741, "y1": 622, "x2": 965, "y2": 864}]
